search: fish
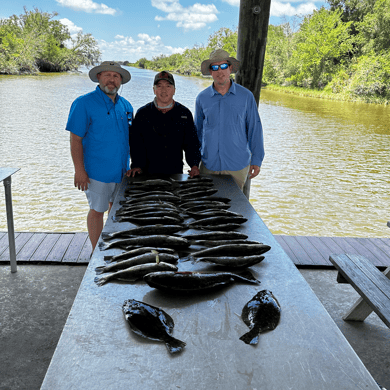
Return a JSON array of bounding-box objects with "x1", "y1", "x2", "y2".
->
[
  {"x1": 185, "y1": 209, "x2": 244, "y2": 219},
  {"x1": 199, "y1": 223, "x2": 242, "y2": 231},
  {"x1": 187, "y1": 216, "x2": 248, "y2": 227},
  {"x1": 194, "y1": 196, "x2": 231, "y2": 203},
  {"x1": 116, "y1": 215, "x2": 184, "y2": 225},
  {"x1": 104, "y1": 247, "x2": 175, "y2": 263},
  {"x1": 239, "y1": 290, "x2": 281, "y2": 345},
  {"x1": 125, "y1": 190, "x2": 176, "y2": 198},
  {"x1": 179, "y1": 200, "x2": 228, "y2": 209},
  {"x1": 176, "y1": 186, "x2": 214, "y2": 196},
  {"x1": 174, "y1": 181, "x2": 214, "y2": 189},
  {"x1": 180, "y1": 188, "x2": 219, "y2": 199},
  {"x1": 116, "y1": 211, "x2": 184, "y2": 223},
  {"x1": 187, "y1": 243, "x2": 271, "y2": 258},
  {"x1": 96, "y1": 251, "x2": 179, "y2": 274},
  {"x1": 117, "y1": 203, "x2": 178, "y2": 214},
  {"x1": 189, "y1": 254, "x2": 265, "y2": 268},
  {"x1": 98, "y1": 235, "x2": 190, "y2": 251},
  {"x1": 190, "y1": 239, "x2": 262, "y2": 247},
  {"x1": 122, "y1": 299, "x2": 186, "y2": 354},
  {"x1": 119, "y1": 200, "x2": 177, "y2": 209},
  {"x1": 183, "y1": 203, "x2": 231, "y2": 212},
  {"x1": 181, "y1": 231, "x2": 248, "y2": 240},
  {"x1": 143, "y1": 270, "x2": 260, "y2": 292},
  {"x1": 94, "y1": 262, "x2": 178, "y2": 286},
  {"x1": 170, "y1": 176, "x2": 213, "y2": 184},
  {"x1": 130, "y1": 178, "x2": 173, "y2": 187},
  {"x1": 123, "y1": 194, "x2": 181, "y2": 204},
  {"x1": 101, "y1": 225, "x2": 183, "y2": 241}
]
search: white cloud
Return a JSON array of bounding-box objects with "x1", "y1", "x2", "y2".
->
[
  {"x1": 98, "y1": 33, "x2": 185, "y2": 62},
  {"x1": 59, "y1": 18, "x2": 83, "y2": 35},
  {"x1": 152, "y1": 0, "x2": 219, "y2": 31},
  {"x1": 221, "y1": 0, "x2": 319, "y2": 17},
  {"x1": 55, "y1": 0, "x2": 117, "y2": 15}
]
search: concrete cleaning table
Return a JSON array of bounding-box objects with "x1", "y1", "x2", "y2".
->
[
  {"x1": 40, "y1": 175, "x2": 380, "y2": 390},
  {"x1": 0, "y1": 167, "x2": 20, "y2": 273}
]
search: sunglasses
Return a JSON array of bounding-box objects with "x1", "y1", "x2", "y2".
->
[{"x1": 210, "y1": 63, "x2": 230, "y2": 71}]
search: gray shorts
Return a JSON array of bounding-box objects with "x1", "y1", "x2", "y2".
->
[{"x1": 85, "y1": 179, "x2": 120, "y2": 213}]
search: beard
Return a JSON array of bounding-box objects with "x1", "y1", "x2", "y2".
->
[{"x1": 99, "y1": 82, "x2": 119, "y2": 95}]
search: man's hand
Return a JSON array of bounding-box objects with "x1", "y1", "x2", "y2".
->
[
  {"x1": 188, "y1": 166, "x2": 200, "y2": 178},
  {"x1": 126, "y1": 168, "x2": 142, "y2": 177},
  {"x1": 74, "y1": 170, "x2": 90, "y2": 191},
  {"x1": 248, "y1": 165, "x2": 260, "y2": 180}
]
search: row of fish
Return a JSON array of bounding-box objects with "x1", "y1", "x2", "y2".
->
[
  {"x1": 123, "y1": 290, "x2": 281, "y2": 354},
  {"x1": 96, "y1": 175, "x2": 280, "y2": 354}
]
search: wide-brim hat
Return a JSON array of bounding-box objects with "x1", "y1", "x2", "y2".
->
[
  {"x1": 201, "y1": 49, "x2": 240, "y2": 76},
  {"x1": 89, "y1": 61, "x2": 131, "y2": 84}
]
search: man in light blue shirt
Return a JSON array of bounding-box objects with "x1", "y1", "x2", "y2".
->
[
  {"x1": 66, "y1": 61, "x2": 133, "y2": 251},
  {"x1": 195, "y1": 49, "x2": 264, "y2": 190}
]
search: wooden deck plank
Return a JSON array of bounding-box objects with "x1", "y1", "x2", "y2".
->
[
  {"x1": 348, "y1": 238, "x2": 385, "y2": 267},
  {"x1": 29, "y1": 233, "x2": 61, "y2": 262},
  {"x1": 329, "y1": 237, "x2": 361, "y2": 256},
  {"x1": 77, "y1": 237, "x2": 92, "y2": 263},
  {"x1": 0, "y1": 232, "x2": 20, "y2": 257},
  {"x1": 356, "y1": 238, "x2": 390, "y2": 267},
  {"x1": 277, "y1": 235, "x2": 314, "y2": 265},
  {"x1": 16, "y1": 233, "x2": 47, "y2": 261},
  {"x1": 295, "y1": 236, "x2": 330, "y2": 266},
  {"x1": 45, "y1": 234, "x2": 75, "y2": 262},
  {"x1": 273, "y1": 235, "x2": 300, "y2": 264},
  {"x1": 62, "y1": 233, "x2": 88, "y2": 263},
  {"x1": 0, "y1": 232, "x2": 25, "y2": 260},
  {"x1": 316, "y1": 237, "x2": 346, "y2": 256}
]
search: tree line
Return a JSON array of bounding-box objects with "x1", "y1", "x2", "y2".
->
[
  {"x1": 131, "y1": 0, "x2": 390, "y2": 104},
  {"x1": 0, "y1": 7, "x2": 100, "y2": 74}
]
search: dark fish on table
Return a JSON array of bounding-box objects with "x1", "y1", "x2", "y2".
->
[
  {"x1": 99, "y1": 235, "x2": 190, "y2": 251},
  {"x1": 195, "y1": 196, "x2": 231, "y2": 203},
  {"x1": 144, "y1": 270, "x2": 260, "y2": 292},
  {"x1": 104, "y1": 247, "x2": 175, "y2": 263},
  {"x1": 170, "y1": 175, "x2": 213, "y2": 184},
  {"x1": 125, "y1": 190, "x2": 176, "y2": 198},
  {"x1": 199, "y1": 223, "x2": 242, "y2": 231},
  {"x1": 179, "y1": 200, "x2": 227, "y2": 209},
  {"x1": 94, "y1": 262, "x2": 178, "y2": 286},
  {"x1": 117, "y1": 203, "x2": 178, "y2": 213},
  {"x1": 116, "y1": 215, "x2": 183, "y2": 225},
  {"x1": 185, "y1": 209, "x2": 244, "y2": 219},
  {"x1": 176, "y1": 186, "x2": 214, "y2": 196},
  {"x1": 182, "y1": 203, "x2": 230, "y2": 212},
  {"x1": 187, "y1": 243, "x2": 271, "y2": 258},
  {"x1": 122, "y1": 299, "x2": 186, "y2": 354},
  {"x1": 101, "y1": 225, "x2": 183, "y2": 241},
  {"x1": 131, "y1": 178, "x2": 173, "y2": 187},
  {"x1": 96, "y1": 251, "x2": 179, "y2": 274},
  {"x1": 116, "y1": 210, "x2": 184, "y2": 222},
  {"x1": 180, "y1": 188, "x2": 218, "y2": 199},
  {"x1": 240, "y1": 290, "x2": 281, "y2": 345},
  {"x1": 181, "y1": 231, "x2": 248, "y2": 240},
  {"x1": 188, "y1": 254, "x2": 265, "y2": 268},
  {"x1": 190, "y1": 239, "x2": 262, "y2": 247},
  {"x1": 124, "y1": 194, "x2": 181, "y2": 204},
  {"x1": 174, "y1": 181, "x2": 214, "y2": 189},
  {"x1": 187, "y1": 216, "x2": 248, "y2": 227}
]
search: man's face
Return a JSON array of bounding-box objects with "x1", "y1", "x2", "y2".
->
[
  {"x1": 209, "y1": 61, "x2": 232, "y2": 88},
  {"x1": 97, "y1": 71, "x2": 122, "y2": 95},
  {"x1": 154, "y1": 80, "x2": 175, "y2": 105}
]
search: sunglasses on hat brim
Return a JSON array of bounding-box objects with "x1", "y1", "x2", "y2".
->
[{"x1": 210, "y1": 63, "x2": 230, "y2": 71}]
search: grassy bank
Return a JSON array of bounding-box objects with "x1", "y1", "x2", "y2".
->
[{"x1": 264, "y1": 84, "x2": 390, "y2": 105}]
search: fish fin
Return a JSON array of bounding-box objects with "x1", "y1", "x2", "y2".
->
[
  {"x1": 165, "y1": 336, "x2": 186, "y2": 354},
  {"x1": 94, "y1": 266, "x2": 107, "y2": 275},
  {"x1": 239, "y1": 328, "x2": 260, "y2": 345},
  {"x1": 101, "y1": 232, "x2": 111, "y2": 240},
  {"x1": 179, "y1": 255, "x2": 193, "y2": 263},
  {"x1": 103, "y1": 255, "x2": 113, "y2": 261},
  {"x1": 232, "y1": 269, "x2": 261, "y2": 284},
  {"x1": 98, "y1": 241, "x2": 109, "y2": 251},
  {"x1": 94, "y1": 275, "x2": 109, "y2": 286}
]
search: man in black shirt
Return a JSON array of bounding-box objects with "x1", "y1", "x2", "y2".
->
[{"x1": 128, "y1": 71, "x2": 201, "y2": 177}]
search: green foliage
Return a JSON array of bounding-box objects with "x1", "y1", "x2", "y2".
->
[{"x1": 0, "y1": 7, "x2": 101, "y2": 74}]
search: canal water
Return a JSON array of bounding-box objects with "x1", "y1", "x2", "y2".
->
[{"x1": 1, "y1": 67, "x2": 389, "y2": 237}]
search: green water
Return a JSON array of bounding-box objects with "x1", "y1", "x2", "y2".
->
[{"x1": 1, "y1": 70, "x2": 389, "y2": 237}]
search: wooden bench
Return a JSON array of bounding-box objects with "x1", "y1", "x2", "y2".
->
[{"x1": 329, "y1": 253, "x2": 390, "y2": 328}]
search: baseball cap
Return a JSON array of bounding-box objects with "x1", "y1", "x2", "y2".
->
[{"x1": 154, "y1": 71, "x2": 175, "y2": 86}]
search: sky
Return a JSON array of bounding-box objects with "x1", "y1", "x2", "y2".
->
[{"x1": 1, "y1": 0, "x2": 328, "y2": 62}]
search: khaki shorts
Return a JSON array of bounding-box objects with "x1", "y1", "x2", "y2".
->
[
  {"x1": 199, "y1": 162, "x2": 250, "y2": 191},
  {"x1": 85, "y1": 179, "x2": 120, "y2": 213}
]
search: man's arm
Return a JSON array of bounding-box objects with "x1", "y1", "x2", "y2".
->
[{"x1": 70, "y1": 133, "x2": 89, "y2": 191}]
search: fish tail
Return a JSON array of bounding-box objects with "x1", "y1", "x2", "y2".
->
[
  {"x1": 239, "y1": 328, "x2": 260, "y2": 345},
  {"x1": 100, "y1": 232, "x2": 111, "y2": 240},
  {"x1": 98, "y1": 242, "x2": 109, "y2": 251},
  {"x1": 94, "y1": 266, "x2": 106, "y2": 275},
  {"x1": 94, "y1": 275, "x2": 110, "y2": 286},
  {"x1": 103, "y1": 255, "x2": 113, "y2": 262},
  {"x1": 165, "y1": 336, "x2": 186, "y2": 354}
]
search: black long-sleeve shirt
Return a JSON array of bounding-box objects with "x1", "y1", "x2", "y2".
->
[{"x1": 129, "y1": 102, "x2": 201, "y2": 174}]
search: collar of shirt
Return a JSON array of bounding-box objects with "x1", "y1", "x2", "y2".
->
[
  {"x1": 96, "y1": 85, "x2": 119, "y2": 104},
  {"x1": 210, "y1": 80, "x2": 237, "y2": 97}
]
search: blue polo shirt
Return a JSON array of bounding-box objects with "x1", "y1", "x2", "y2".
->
[
  {"x1": 66, "y1": 86, "x2": 133, "y2": 183},
  {"x1": 195, "y1": 81, "x2": 264, "y2": 171}
]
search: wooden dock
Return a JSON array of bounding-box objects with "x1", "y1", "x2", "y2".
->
[{"x1": 1, "y1": 231, "x2": 390, "y2": 268}]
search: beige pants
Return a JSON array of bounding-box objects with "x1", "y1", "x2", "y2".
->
[{"x1": 199, "y1": 162, "x2": 250, "y2": 191}]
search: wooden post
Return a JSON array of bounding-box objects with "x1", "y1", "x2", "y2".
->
[{"x1": 236, "y1": 0, "x2": 271, "y2": 198}]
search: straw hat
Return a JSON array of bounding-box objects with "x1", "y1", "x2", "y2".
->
[
  {"x1": 89, "y1": 61, "x2": 131, "y2": 84},
  {"x1": 201, "y1": 49, "x2": 240, "y2": 76}
]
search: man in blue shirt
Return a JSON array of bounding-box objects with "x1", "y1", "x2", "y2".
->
[
  {"x1": 195, "y1": 49, "x2": 265, "y2": 190},
  {"x1": 66, "y1": 61, "x2": 133, "y2": 251}
]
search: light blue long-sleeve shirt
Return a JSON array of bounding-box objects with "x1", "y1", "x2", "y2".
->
[{"x1": 195, "y1": 81, "x2": 264, "y2": 171}]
